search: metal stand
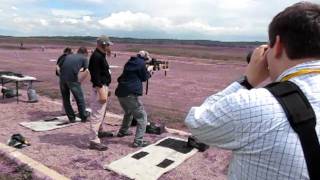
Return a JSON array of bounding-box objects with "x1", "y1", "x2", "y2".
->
[{"x1": 16, "y1": 81, "x2": 18, "y2": 103}]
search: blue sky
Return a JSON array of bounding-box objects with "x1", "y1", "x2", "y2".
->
[{"x1": 0, "y1": 0, "x2": 319, "y2": 41}]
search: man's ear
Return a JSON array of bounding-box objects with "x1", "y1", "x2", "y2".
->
[{"x1": 274, "y1": 35, "x2": 283, "y2": 58}]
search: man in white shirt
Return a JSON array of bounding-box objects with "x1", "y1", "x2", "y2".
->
[{"x1": 185, "y1": 2, "x2": 320, "y2": 180}]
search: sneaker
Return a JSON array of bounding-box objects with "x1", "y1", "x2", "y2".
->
[
  {"x1": 132, "y1": 141, "x2": 150, "y2": 148},
  {"x1": 89, "y1": 141, "x2": 108, "y2": 151},
  {"x1": 98, "y1": 131, "x2": 114, "y2": 138},
  {"x1": 117, "y1": 131, "x2": 133, "y2": 137}
]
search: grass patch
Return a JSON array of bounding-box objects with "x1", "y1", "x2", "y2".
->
[{"x1": 0, "y1": 156, "x2": 33, "y2": 180}]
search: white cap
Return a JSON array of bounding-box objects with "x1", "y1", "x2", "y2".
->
[
  {"x1": 138, "y1": 50, "x2": 151, "y2": 60},
  {"x1": 97, "y1": 35, "x2": 113, "y2": 46}
]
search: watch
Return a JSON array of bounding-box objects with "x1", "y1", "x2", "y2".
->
[{"x1": 237, "y1": 76, "x2": 253, "y2": 90}]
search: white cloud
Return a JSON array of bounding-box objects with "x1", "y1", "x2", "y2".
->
[
  {"x1": 83, "y1": 16, "x2": 92, "y2": 22},
  {"x1": 99, "y1": 11, "x2": 170, "y2": 31},
  {"x1": 1, "y1": 0, "x2": 320, "y2": 40},
  {"x1": 83, "y1": 0, "x2": 104, "y2": 3},
  {"x1": 39, "y1": 19, "x2": 48, "y2": 26},
  {"x1": 98, "y1": 11, "x2": 257, "y2": 38},
  {"x1": 59, "y1": 18, "x2": 79, "y2": 24},
  {"x1": 51, "y1": 9, "x2": 92, "y2": 18}
]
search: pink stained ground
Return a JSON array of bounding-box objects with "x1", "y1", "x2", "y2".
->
[{"x1": 0, "y1": 43, "x2": 249, "y2": 179}]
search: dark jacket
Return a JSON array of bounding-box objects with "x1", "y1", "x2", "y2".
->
[
  {"x1": 115, "y1": 56, "x2": 151, "y2": 97},
  {"x1": 88, "y1": 48, "x2": 111, "y2": 87}
]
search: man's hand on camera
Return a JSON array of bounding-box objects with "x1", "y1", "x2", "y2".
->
[{"x1": 244, "y1": 45, "x2": 269, "y2": 87}]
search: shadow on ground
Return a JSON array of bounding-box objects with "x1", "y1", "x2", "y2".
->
[{"x1": 39, "y1": 133, "x2": 90, "y2": 150}]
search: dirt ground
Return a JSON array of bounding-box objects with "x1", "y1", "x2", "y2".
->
[
  {"x1": 0, "y1": 43, "x2": 248, "y2": 179},
  {"x1": 0, "y1": 93, "x2": 231, "y2": 179},
  {"x1": 0, "y1": 44, "x2": 247, "y2": 128}
]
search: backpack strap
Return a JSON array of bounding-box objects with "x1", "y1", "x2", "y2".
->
[{"x1": 265, "y1": 81, "x2": 320, "y2": 180}]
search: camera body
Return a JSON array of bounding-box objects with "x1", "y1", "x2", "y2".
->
[{"x1": 246, "y1": 47, "x2": 268, "y2": 64}]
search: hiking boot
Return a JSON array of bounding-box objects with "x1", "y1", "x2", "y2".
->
[
  {"x1": 132, "y1": 141, "x2": 150, "y2": 148},
  {"x1": 117, "y1": 131, "x2": 133, "y2": 137},
  {"x1": 81, "y1": 111, "x2": 90, "y2": 123},
  {"x1": 89, "y1": 141, "x2": 108, "y2": 151},
  {"x1": 98, "y1": 131, "x2": 114, "y2": 138},
  {"x1": 81, "y1": 117, "x2": 88, "y2": 123}
]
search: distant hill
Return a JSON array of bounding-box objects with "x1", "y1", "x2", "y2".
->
[
  {"x1": 112, "y1": 37, "x2": 265, "y2": 48},
  {"x1": 0, "y1": 35, "x2": 265, "y2": 48}
]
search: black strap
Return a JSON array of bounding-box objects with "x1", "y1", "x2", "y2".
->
[{"x1": 265, "y1": 81, "x2": 320, "y2": 180}]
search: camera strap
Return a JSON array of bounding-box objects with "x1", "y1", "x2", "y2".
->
[
  {"x1": 265, "y1": 81, "x2": 320, "y2": 180},
  {"x1": 280, "y1": 69, "x2": 320, "y2": 81}
]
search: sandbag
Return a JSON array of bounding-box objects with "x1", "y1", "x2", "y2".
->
[
  {"x1": 146, "y1": 122, "x2": 165, "y2": 135},
  {"x1": 187, "y1": 136, "x2": 209, "y2": 152},
  {"x1": 27, "y1": 88, "x2": 38, "y2": 103},
  {"x1": 1, "y1": 88, "x2": 17, "y2": 98}
]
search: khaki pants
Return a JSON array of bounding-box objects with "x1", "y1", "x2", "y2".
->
[{"x1": 89, "y1": 86, "x2": 108, "y2": 143}]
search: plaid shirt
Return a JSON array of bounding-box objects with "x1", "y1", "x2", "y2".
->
[{"x1": 185, "y1": 61, "x2": 320, "y2": 180}]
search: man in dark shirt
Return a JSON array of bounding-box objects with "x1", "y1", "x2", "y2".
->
[
  {"x1": 59, "y1": 47, "x2": 89, "y2": 123},
  {"x1": 56, "y1": 47, "x2": 73, "y2": 114},
  {"x1": 115, "y1": 50, "x2": 152, "y2": 147},
  {"x1": 56, "y1": 47, "x2": 73, "y2": 76},
  {"x1": 88, "y1": 35, "x2": 113, "y2": 151}
]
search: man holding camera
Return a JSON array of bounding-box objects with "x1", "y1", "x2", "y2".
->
[
  {"x1": 185, "y1": 2, "x2": 320, "y2": 179},
  {"x1": 88, "y1": 35, "x2": 113, "y2": 151},
  {"x1": 115, "y1": 50, "x2": 153, "y2": 147}
]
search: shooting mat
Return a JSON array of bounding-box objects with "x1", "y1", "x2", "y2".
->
[
  {"x1": 104, "y1": 137, "x2": 198, "y2": 180},
  {"x1": 19, "y1": 116, "x2": 81, "y2": 132}
]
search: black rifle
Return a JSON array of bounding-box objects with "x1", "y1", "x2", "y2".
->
[{"x1": 145, "y1": 58, "x2": 169, "y2": 95}]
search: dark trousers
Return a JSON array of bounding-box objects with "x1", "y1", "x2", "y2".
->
[{"x1": 60, "y1": 81, "x2": 86, "y2": 121}]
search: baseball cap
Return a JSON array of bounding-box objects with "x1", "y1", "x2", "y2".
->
[
  {"x1": 138, "y1": 50, "x2": 151, "y2": 60},
  {"x1": 97, "y1": 35, "x2": 113, "y2": 46}
]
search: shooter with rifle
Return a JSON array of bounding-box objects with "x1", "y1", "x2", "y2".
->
[{"x1": 115, "y1": 50, "x2": 153, "y2": 147}]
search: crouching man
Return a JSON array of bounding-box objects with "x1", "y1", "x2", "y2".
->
[
  {"x1": 59, "y1": 47, "x2": 89, "y2": 123},
  {"x1": 115, "y1": 50, "x2": 153, "y2": 147}
]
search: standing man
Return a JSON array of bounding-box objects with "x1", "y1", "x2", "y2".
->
[
  {"x1": 59, "y1": 47, "x2": 89, "y2": 123},
  {"x1": 115, "y1": 50, "x2": 152, "y2": 148},
  {"x1": 56, "y1": 47, "x2": 73, "y2": 114},
  {"x1": 185, "y1": 2, "x2": 320, "y2": 179},
  {"x1": 88, "y1": 35, "x2": 113, "y2": 151}
]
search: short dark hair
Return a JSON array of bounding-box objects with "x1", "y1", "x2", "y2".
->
[
  {"x1": 268, "y1": 2, "x2": 320, "y2": 60},
  {"x1": 77, "y1": 47, "x2": 88, "y2": 55},
  {"x1": 63, "y1": 47, "x2": 72, "y2": 54}
]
